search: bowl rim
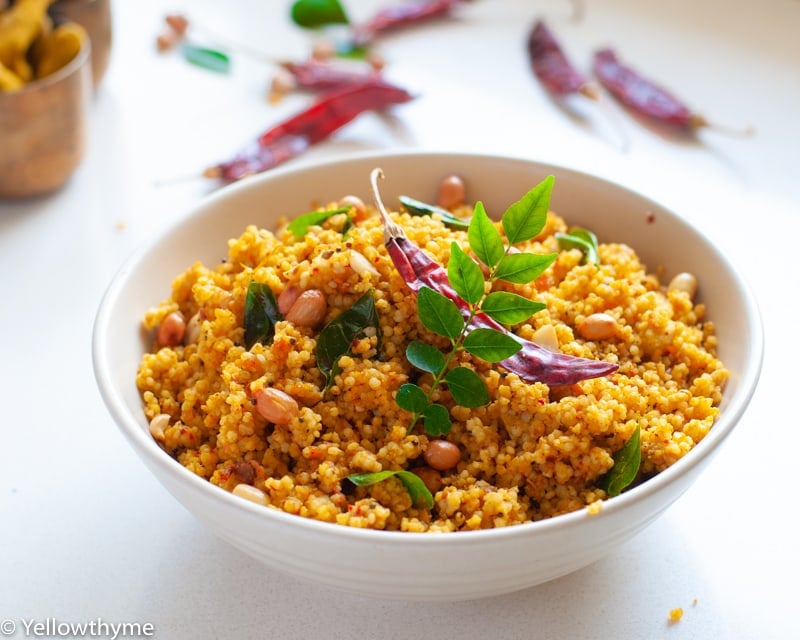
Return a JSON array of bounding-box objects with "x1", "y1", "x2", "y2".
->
[{"x1": 92, "y1": 149, "x2": 765, "y2": 544}]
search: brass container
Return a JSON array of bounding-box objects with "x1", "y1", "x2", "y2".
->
[
  {"x1": 50, "y1": 0, "x2": 112, "y2": 87},
  {"x1": 0, "y1": 39, "x2": 92, "y2": 198}
]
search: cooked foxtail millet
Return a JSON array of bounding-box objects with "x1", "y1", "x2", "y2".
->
[{"x1": 137, "y1": 179, "x2": 727, "y2": 532}]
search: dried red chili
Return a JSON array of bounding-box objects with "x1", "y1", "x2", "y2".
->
[
  {"x1": 592, "y1": 48, "x2": 751, "y2": 135},
  {"x1": 592, "y1": 48, "x2": 699, "y2": 127},
  {"x1": 527, "y1": 19, "x2": 598, "y2": 100},
  {"x1": 279, "y1": 60, "x2": 381, "y2": 93},
  {"x1": 371, "y1": 169, "x2": 619, "y2": 386},
  {"x1": 205, "y1": 80, "x2": 414, "y2": 183},
  {"x1": 351, "y1": 0, "x2": 464, "y2": 48}
]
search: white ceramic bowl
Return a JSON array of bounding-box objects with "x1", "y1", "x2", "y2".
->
[{"x1": 93, "y1": 151, "x2": 763, "y2": 601}]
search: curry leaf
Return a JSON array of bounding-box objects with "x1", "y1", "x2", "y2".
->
[
  {"x1": 181, "y1": 43, "x2": 231, "y2": 73},
  {"x1": 600, "y1": 426, "x2": 641, "y2": 497},
  {"x1": 399, "y1": 195, "x2": 471, "y2": 229},
  {"x1": 244, "y1": 282, "x2": 281, "y2": 349},
  {"x1": 423, "y1": 402, "x2": 452, "y2": 436},
  {"x1": 347, "y1": 470, "x2": 434, "y2": 509},
  {"x1": 287, "y1": 206, "x2": 351, "y2": 238},
  {"x1": 396, "y1": 383, "x2": 429, "y2": 414},
  {"x1": 290, "y1": 0, "x2": 349, "y2": 27},
  {"x1": 448, "y1": 242, "x2": 484, "y2": 305},
  {"x1": 417, "y1": 287, "x2": 464, "y2": 340},
  {"x1": 468, "y1": 201, "x2": 504, "y2": 269},
  {"x1": 494, "y1": 252, "x2": 557, "y2": 284},
  {"x1": 501, "y1": 175, "x2": 554, "y2": 245},
  {"x1": 556, "y1": 228, "x2": 599, "y2": 264},
  {"x1": 406, "y1": 340, "x2": 445, "y2": 375},
  {"x1": 445, "y1": 366, "x2": 489, "y2": 407},
  {"x1": 316, "y1": 291, "x2": 379, "y2": 389},
  {"x1": 481, "y1": 291, "x2": 546, "y2": 325},
  {"x1": 396, "y1": 471, "x2": 435, "y2": 509},
  {"x1": 463, "y1": 328, "x2": 521, "y2": 363}
]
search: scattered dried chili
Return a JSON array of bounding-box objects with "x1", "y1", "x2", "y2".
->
[
  {"x1": 527, "y1": 19, "x2": 598, "y2": 100},
  {"x1": 351, "y1": 0, "x2": 465, "y2": 48},
  {"x1": 278, "y1": 59, "x2": 381, "y2": 93},
  {"x1": 371, "y1": 169, "x2": 619, "y2": 386},
  {"x1": 592, "y1": 48, "x2": 751, "y2": 135},
  {"x1": 205, "y1": 80, "x2": 414, "y2": 183}
]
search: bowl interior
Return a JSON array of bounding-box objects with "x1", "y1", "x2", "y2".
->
[{"x1": 94, "y1": 150, "x2": 763, "y2": 536}]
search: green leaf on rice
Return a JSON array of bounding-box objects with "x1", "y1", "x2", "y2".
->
[
  {"x1": 468, "y1": 201, "x2": 504, "y2": 269},
  {"x1": 501, "y1": 175, "x2": 554, "y2": 245},
  {"x1": 244, "y1": 282, "x2": 281, "y2": 349},
  {"x1": 462, "y1": 328, "x2": 521, "y2": 363},
  {"x1": 316, "y1": 291, "x2": 380, "y2": 390},
  {"x1": 600, "y1": 426, "x2": 641, "y2": 497},
  {"x1": 481, "y1": 291, "x2": 546, "y2": 325},
  {"x1": 347, "y1": 470, "x2": 434, "y2": 509},
  {"x1": 556, "y1": 228, "x2": 600, "y2": 264},
  {"x1": 406, "y1": 340, "x2": 445, "y2": 375},
  {"x1": 444, "y1": 366, "x2": 489, "y2": 408},
  {"x1": 399, "y1": 195, "x2": 471, "y2": 229},
  {"x1": 448, "y1": 242, "x2": 485, "y2": 305},
  {"x1": 493, "y1": 251, "x2": 557, "y2": 284},
  {"x1": 417, "y1": 287, "x2": 464, "y2": 340},
  {"x1": 287, "y1": 206, "x2": 351, "y2": 238},
  {"x1": 396, "y1": 383, "x2": 429, "y2": 414}
]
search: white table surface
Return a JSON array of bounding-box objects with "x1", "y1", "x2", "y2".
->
[{"x1": 2, "y1": 0, "x2": 798, "y2": 638}]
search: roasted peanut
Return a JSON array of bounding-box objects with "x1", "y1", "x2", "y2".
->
[
  {"x1": 413, "y1": 466, "x2": 443, "y2": 493},
  {"x1": 278, "y1": 285, "x2": 302, "y2": 315},
  {"x1": 339, "y1": 195, "x2": 367, "y2": 221},
  {"x1": 254, "y1": 387, "x2": 299, "y2": 424},
  {"x1": 424, "y1": 440, "x2": 461, "y2": 471},
  {"x1": 285, "y1": 289, "x2": 327, "y2": 328},
  {"x1": 437, "y1": 175, "x2": 465, "y2": 210},
  {"x1": 157, "y1": 311, "x2": 186, "y2": 346},
  {"x1": 578, "y1": 313, "x2": 617, "y2": 341}
]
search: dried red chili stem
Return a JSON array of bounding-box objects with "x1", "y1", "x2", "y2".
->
[
  {"x1": 206, "y1": 81, "x2": 414, "y2": 183},
  {"x1": 351, "y1": 0, "x2": 464, "y2": 47},
  {"x1": 527, "y1": 19, "x2": 598, "y2": 100},
  {"x1": 593, "y1": 48, "x2": 753, "y2": 135},
  {"x1": 370, "y1": 169, "x2": 619, "y2": 386}
]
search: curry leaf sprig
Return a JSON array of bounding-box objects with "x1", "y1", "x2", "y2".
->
[{"x1": 398, "y1": 176, "x2": 558, "y2": 436}]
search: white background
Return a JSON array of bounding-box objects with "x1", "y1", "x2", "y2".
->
[{"x1": 2, "y1": 0, "x2": 798, "y2": 638}]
